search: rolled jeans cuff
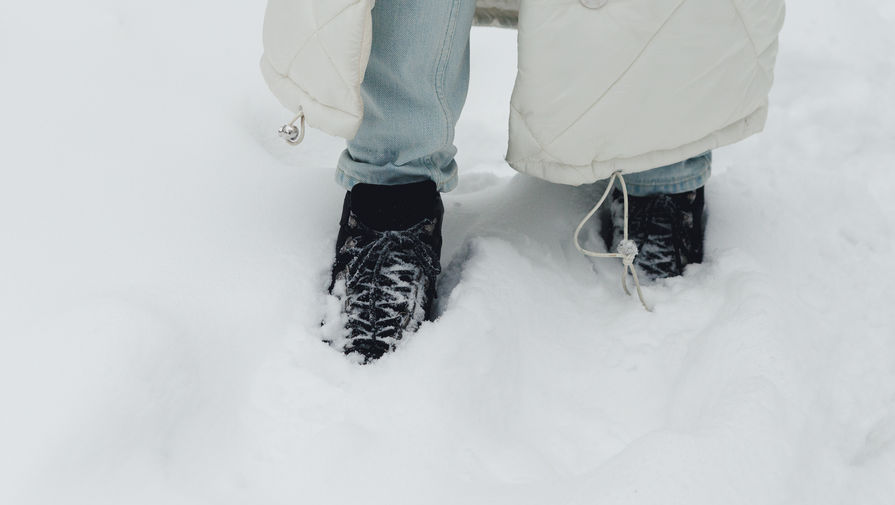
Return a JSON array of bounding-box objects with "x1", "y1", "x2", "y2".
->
[
  {"x1": 335, "y1": 149, "x2": 459, "y2": 193},
  {"x1": 619, "y1": 151, "x2": 712, "y2": 197}
]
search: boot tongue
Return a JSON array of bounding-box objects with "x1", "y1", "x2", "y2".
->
[{"x1": 349, "y1": 181, "x2": 439, "y2": 232}]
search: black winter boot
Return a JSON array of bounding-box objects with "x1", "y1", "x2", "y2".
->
[
  {"x1": 328, "y1": 181, "x2": 443, "y2": 363},
  {"x1": 602, "y1": 186, "x2": 705, "y2": 280}
]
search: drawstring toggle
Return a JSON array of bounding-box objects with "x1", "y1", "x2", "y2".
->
[
  {"x1": 617, "y1": 240, "x2": 638, "y2": 267},
  {"x1": 278, "y1": 107, "x2": 306, "y2": 145},
  {"x1": 573, "y1": 171, "x2": 653, "y2": 312}
]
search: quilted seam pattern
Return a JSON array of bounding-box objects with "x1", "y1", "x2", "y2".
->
[
  {"x1": 261, "y1": 0, "x2": 784, "y2": 185},
  {"x1": 505, "y1": 0, "x2": 785, "y2": 182},
  {"x1": 262, "y1": 0, "x2": 373, "y2": 137}
]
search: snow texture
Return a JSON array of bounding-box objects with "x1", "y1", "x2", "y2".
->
[{"x1": 1, "y1": 1, "x2": 894, "y2": 504}]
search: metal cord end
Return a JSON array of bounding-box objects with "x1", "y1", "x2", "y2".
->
[{"x1": 278, "y1": 109, "x2": 306, "y2": 145}]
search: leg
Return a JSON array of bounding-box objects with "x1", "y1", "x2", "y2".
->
[
  {"x1": 327, "y1": 0, "x2": 476, "y2": 364},
  {"x1": 603, "y1": 152, "x2": 711, "y2": 279},
  {"x1": 335, "y1": 0, "x2": 477, "y2": 192}
]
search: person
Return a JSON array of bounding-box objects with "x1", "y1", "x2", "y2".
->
[{"x1": 261, "y1": 0, "x2": 786, "y2": 363}]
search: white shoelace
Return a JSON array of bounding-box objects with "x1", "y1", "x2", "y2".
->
[{"x1": 573, "y1": 171, "x2": 653, "y2": 312}]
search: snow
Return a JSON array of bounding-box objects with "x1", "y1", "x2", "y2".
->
[{"x1": 1, "y1": 1, "x2": 894, "y2": 504}]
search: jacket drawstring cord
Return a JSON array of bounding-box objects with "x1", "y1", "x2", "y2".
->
[
  {"x1": 573, "y1": 171, "x2": 653, "y2": 312},
  {"x1": 278, "y1": 107, "x2": 306, "y2": 145}
]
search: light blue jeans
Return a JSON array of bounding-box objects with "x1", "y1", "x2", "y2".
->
[{"x1": 336, "y1": 0, "x2": 710, "y2": 197}]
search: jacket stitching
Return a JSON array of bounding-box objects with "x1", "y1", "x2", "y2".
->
[
  {"x1": 540, "y1": 0, "x2": 690, "y2": 150},
  {"x1": 509, "y1": 107, "x2": 764, "y2": 176},
  {"x1": 729, "y1": 0, "x2": 774, "y2": 83},
  {"x1": 265, "y1": 59, "x2": 360, "y2": 119},
  {"x1": 306, "y1": 1, "x2": 359, "y2": 95},
  {"x1": 281, "y1": 1, "x2": 365, "y2": 80},
  {"x1": 729, "y1": 0, "x2": 759, "y2": 56},
  {"x1": 508, "y1": 102, "x2": 555, "y2": 164},
  {"x1": 316, "y1": 32, "x2": 359, "y2": 100},
  {"x1": 274, "y1": 1, "x2": 368, "y2": 121},
  {"x1": 723, "y1": 0, "x2": 774, "y2": 126}
]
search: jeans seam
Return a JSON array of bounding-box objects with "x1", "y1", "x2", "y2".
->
[{"x1": 435, "y1": 0, "x2": 460, "y2": 148}]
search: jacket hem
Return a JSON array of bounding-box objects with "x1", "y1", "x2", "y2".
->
[
  {"x1": 506, "y1": 106, "x2": 769, "y2": 186},
  {"x1": 260, "y1": 54, "x2": 363, "y2": 140}
]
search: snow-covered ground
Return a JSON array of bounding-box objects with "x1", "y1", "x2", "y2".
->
[{"x1": 2, "y1": 1, "x2": 894, "y2": 504}]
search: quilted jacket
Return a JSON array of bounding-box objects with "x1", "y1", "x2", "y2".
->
[{"x1": 261, "y1": 0, "x2": 785, "y2": 185}]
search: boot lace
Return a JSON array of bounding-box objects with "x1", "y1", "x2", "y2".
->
[{"x1": 335, "y1": 216, "x2": 441, "y2": 359}]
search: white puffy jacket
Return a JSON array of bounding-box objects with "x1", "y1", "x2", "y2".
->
[{"x1": 261, "y1": 0, "x2": 785, "y2": 185}]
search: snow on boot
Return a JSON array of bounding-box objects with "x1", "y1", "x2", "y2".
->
[
  {"x1": 601, "y1": 186, "x2": 705, "y2": 280},
  {"x1": 328, "y1": 181, "x2": 443, "y2": 364}
]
